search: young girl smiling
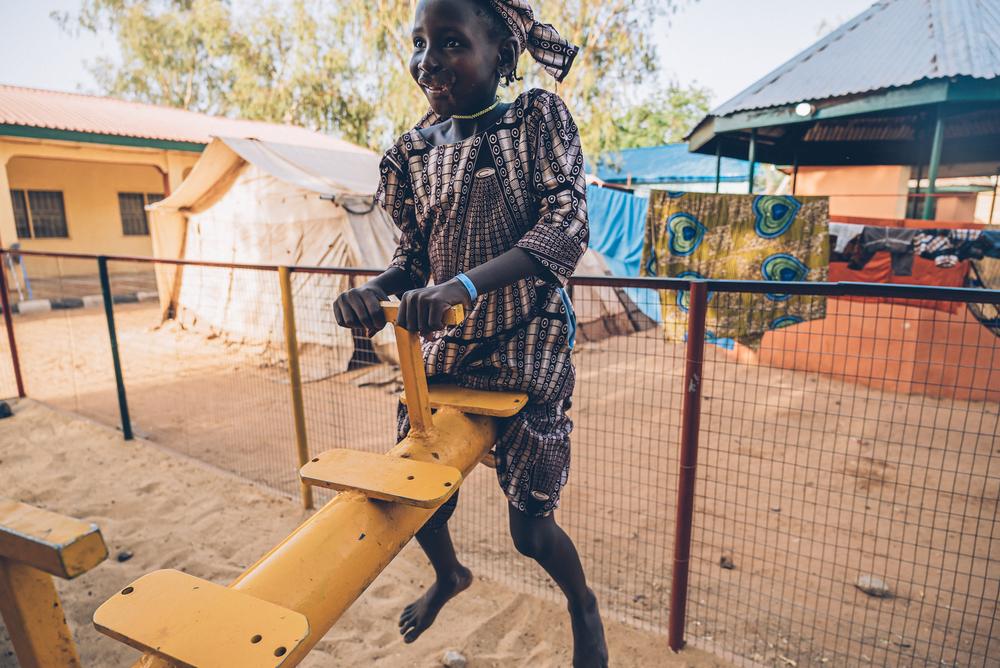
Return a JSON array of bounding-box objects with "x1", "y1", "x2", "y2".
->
[{"x1": 334, "y1": 1, "x2": 607, "y2": 664}]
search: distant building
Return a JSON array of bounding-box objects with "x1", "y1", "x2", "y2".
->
[
  {"x1": 594, "y1": 143, "x2": 749, "y2": 196},
  {"x1": 687, "y1": 0, "x2": 1000, "y2": 223},
  {"x1": 0, "y1": 85, "x2": 352, "y2": 278}
]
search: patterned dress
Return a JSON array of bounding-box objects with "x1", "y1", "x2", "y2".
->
[{"x1": 376, "y1": 88, "x2": 588, "y2": 520}]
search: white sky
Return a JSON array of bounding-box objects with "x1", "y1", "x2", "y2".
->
[{"x1": 0, "y1": 0, "x2": 875, "y2": 109}]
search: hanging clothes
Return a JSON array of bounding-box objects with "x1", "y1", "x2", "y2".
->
[
  {"x1": 848, "y1": 227, "x2": 918, "y2": 276},
  {"x1": 980, "y1": 230, "x2": 1000, "y2": 259},
  {"x1": 641, "y1": 192, "x2": 829, "y2": 346},
  {"x1": 829, "y1": 222, "x2": 866, "y2": 254}
]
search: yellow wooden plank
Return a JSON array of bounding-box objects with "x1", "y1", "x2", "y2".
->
[
  {"x1": 300, "y1": 449, "x2": 462, "y2": 508},
  {"x1": 380, "y1": 302, "x2": 465, "y2": 327},
  {"x1": 394, "y1": 325, "x2": 434, "y2": 435},
  {"x1": 0, "y1": 499, "x2": 108, "y2": 579},
  {"x1": 379, "y1": 302, "x2": 466, "y2": 436},
  {"x1": 0, "y1": 558, "x2": 82, "y2": 668},
  {"x1": 93, "y1": 570, "x2": 308, "y2": 668},
  {"x1": 401, "y1": 384, "x2": 528, "y2": 418}
]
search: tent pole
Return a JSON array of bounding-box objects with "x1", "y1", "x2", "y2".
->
[
  {"x1": 714, "y1": 142, "x2": 721, "y2": 194},
  {"x1": 747, "y1": 129, "x2": 757, "y2": 195},
  {"x1": 922, "y1": 106, "x2": 945, "y2": 220}
]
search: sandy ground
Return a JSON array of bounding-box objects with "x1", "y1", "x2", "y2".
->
[
  {"x1": 1, "y1": 301, "x2": 998, "y2": 666},
  {"x1": 0, "y1": 399, "x2": 727, "y2": 668}
]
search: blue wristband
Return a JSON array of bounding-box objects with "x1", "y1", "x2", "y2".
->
[{"x1": 454, "y1": 272, "x2": 478, "y2": 301}]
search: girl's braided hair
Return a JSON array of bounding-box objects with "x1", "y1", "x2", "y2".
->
[{"x1": 471, "y1": 0, "x2": 523, "y2": 87}]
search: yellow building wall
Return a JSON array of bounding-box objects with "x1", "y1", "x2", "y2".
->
[
  {"x1": 795, "y1": 165, "x2": 909, "y2": 219},
  {"x1": 4, "y1": 151, "x2": 198, "y2": 278}
]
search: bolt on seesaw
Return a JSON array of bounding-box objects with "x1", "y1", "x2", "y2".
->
[{"x1": 92, "y1": 303, "x2": 527, "y2": 668}]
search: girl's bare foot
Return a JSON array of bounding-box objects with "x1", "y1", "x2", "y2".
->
[
  {"x1": 570, "y1": 590, "x2": 609, "y2": 668},
  {"x1": 398, "y1": 566, "x2": 473, "y2": 643}
]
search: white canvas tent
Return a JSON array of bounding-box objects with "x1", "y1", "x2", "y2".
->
[
  {"x1": 572, "y1": 250, "x2": 656, "y2": 343},
  {"x1": 148, "y1": 136, "x2": 400, "y2": 373}
]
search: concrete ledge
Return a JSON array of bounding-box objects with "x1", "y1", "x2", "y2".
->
[
  {"x1": 14, "y1": 300, "x2": 52, "y2": 315},
  {"x1": 1, "y1": 292, "x2": 149, "y2": 316}
]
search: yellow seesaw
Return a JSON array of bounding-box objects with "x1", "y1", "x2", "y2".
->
[
  {"x1": 93, "y1": 303, "x2": 527, "y2": 667},
  {"x1": 0, "y1": 498, "x2": 109, "y2": 667}
]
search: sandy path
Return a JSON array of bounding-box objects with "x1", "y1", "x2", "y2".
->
[{"x1": 0, "y1": 399, "x2": 728, "y2": 668}]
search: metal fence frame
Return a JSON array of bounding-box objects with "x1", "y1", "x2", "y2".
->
[{"x1": 2, "y1": 247, "x2": 998, "y2": 664}]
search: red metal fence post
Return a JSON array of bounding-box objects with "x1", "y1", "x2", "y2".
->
[
  {"x1": 668, "y1": 280, "x2": 709, "y2": 652},
  {"x1": 0, "y1": 250, "x2": 25, "y2": 398}
]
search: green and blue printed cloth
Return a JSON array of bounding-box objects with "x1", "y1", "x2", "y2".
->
[{"x1": 640, "y1": 192, "x2": 829, "y2": 346}]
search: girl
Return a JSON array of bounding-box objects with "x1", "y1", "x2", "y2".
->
[{"x1": 334, "y1": 1, "x2": 607, "y2": 665}]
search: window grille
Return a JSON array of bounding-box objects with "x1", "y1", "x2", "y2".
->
[
  {"x1": 9, "y1": 190, "x2": 30, "y2": 238},
  {"x1": 25, "y1": 191, "x2": 68, "y2": 238},
  {"x1": 119, "y1": 193, "x2": 148, "y2": 236}
]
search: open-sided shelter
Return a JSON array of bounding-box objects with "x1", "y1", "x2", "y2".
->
[{"x1": 687, "y1": 0, "x2": 1000, "y2": 221}]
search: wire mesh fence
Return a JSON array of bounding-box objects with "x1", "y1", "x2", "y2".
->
[
  {"x1": 684, "y1": 288, "x2": 999, "y2": 667},
  {"x1": 1, "y1": 249, "x2": 998, "y2": 667}
]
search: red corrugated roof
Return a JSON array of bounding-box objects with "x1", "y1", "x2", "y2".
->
[{"x1": 0, "y1": 84, "x2": 367, "y2": 152}]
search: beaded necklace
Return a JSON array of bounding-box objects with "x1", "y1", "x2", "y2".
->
[{"x1": 451, "y1": 96, "x2": 501, "y2": 120}]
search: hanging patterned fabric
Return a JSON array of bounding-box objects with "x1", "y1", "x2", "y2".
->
[{"x1": 641, "y1": 192, "x2": 829, "y2": 346}]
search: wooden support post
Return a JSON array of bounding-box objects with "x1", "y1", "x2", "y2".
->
[
  {"x1": 747, "y1": 129, "x2": 757, "y2": 195},
  {"x1": 278, "y1": 267, "x2": 313, "y2": 510},
  {"x1": 0, "y1": 499, "x2": 108, "y2": 668},
  {"x1": 0, "y1": 559, "x2": 82, "y2": 668},
  {"x1": 668, "y1": 281, "x2": 708, "y2": 652}
]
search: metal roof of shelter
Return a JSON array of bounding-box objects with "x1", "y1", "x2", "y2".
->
[
  {"x1": 0, "y1": 84, "x2": 364, "y2": 153},
  {"x1": 713, "y1": 0, "x2": 1000, "y2": 117},
  {"x1": 687, "y1": 0, "x2": 1000, "y2": 178},
  {"x1": 596, "y1": 144, "x2": 749, "y2": 185}
]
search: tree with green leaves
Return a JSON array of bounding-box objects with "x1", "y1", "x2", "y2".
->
[{"x1": 58, "y1": 0, "x2": 708, "y2": 156}]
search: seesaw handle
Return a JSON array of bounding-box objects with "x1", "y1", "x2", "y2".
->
[
  {"x1": 378, "y1": 302, "x2": 465, "y2": 435},
  {"x1": 379, "y1": 302, "x2": 465, "y2": 327}
]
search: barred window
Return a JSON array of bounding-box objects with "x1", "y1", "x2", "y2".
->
[
  {"x1": 10, "y1": 190, "x2": 30, "y2": 238},
  {"x1": 26, "y1": 191, "x2": 68, "y2": 238},
  {"x1": 119, "y1": 193, "x2": 148, "y2": 236},
  {"x1": 118, "y1": 193, "x2": 164, "y2": 236}
]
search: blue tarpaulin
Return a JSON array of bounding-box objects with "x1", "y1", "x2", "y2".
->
[
  {"x1": 585, "y1": 184, "x2": 661, "y2": 322},
  {"x1": 596, "y1": 144, "x2": 749, "y2": 185}
]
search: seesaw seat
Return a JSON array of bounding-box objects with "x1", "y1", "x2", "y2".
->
[
  {"x1": 301, "y1": 449, "x2": 461, "y2": 508},
  {"x1": 93, "y1": 569, "x2": 308, "y2": 668}
]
